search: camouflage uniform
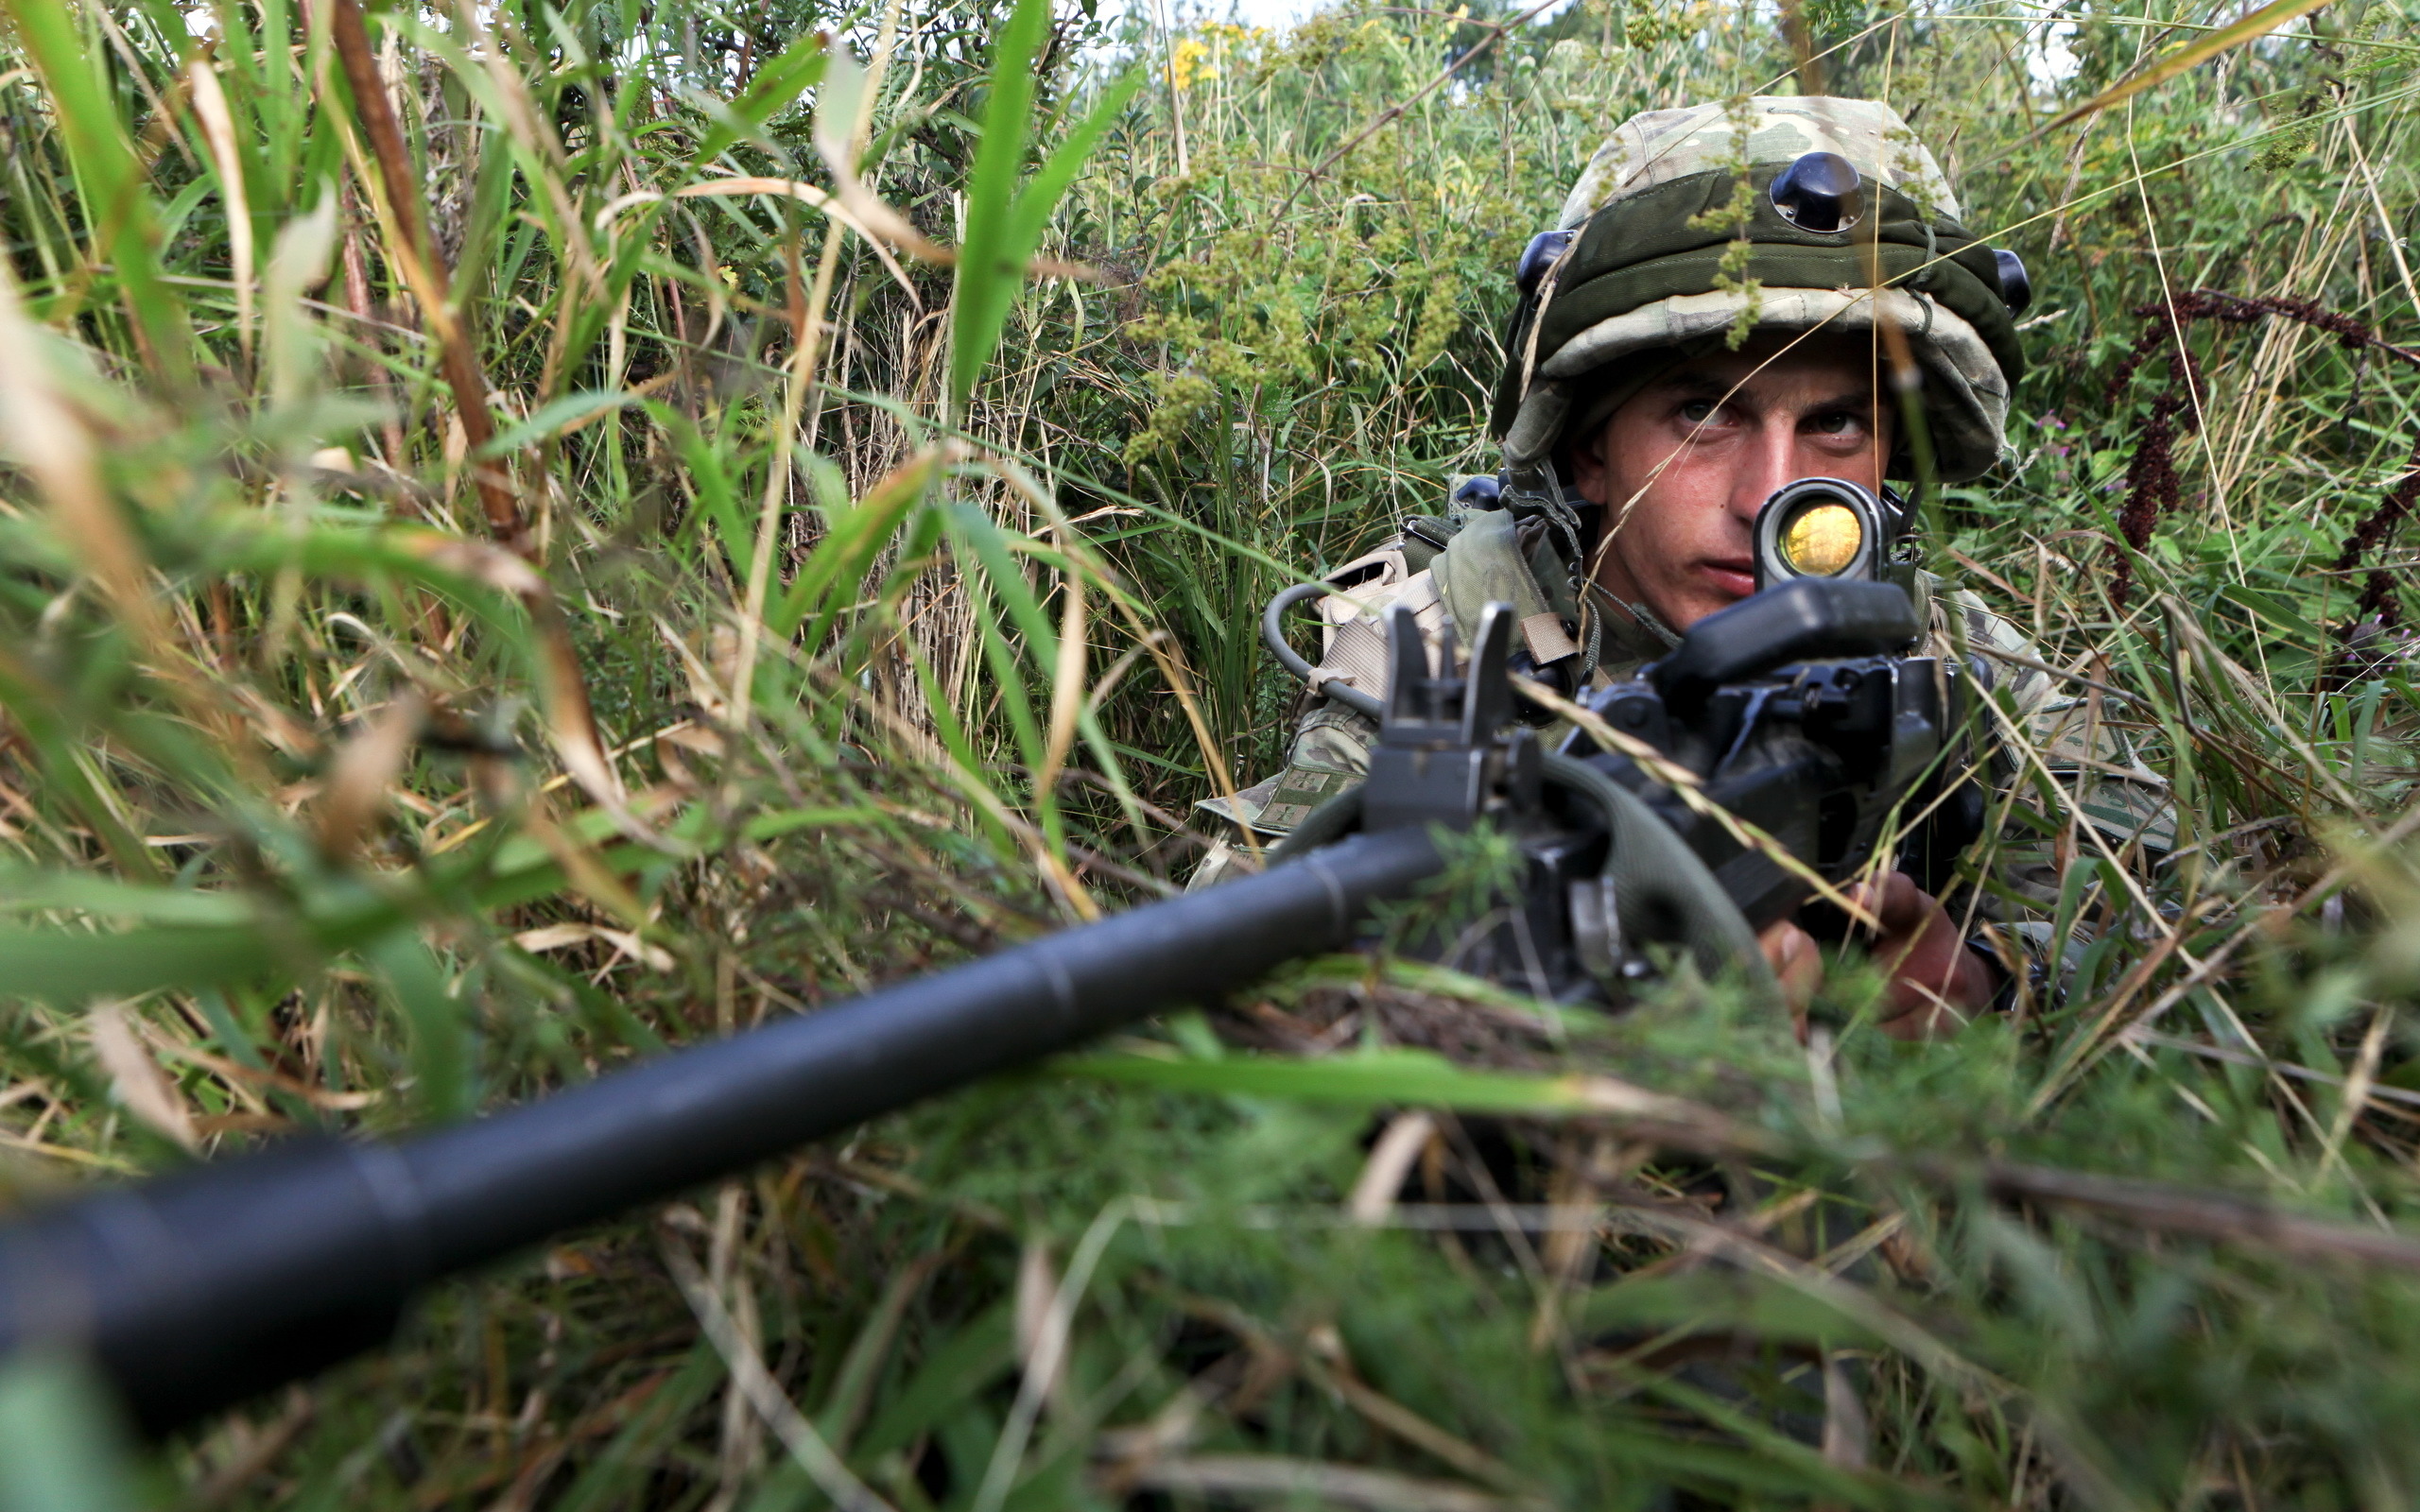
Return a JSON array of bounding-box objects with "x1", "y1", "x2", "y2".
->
[{"x1": 1197, "y1": 98, "x2": 2173, "y2": 989}]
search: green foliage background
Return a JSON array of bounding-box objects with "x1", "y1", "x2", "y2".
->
[{"x1": 0, "y1": 0, "x2": 2416, "y2": 1504}]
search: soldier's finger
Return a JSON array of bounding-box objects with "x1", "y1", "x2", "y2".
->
[{"x1": 1758, "y1": 919, "x2": 1823, "y2": 1034}]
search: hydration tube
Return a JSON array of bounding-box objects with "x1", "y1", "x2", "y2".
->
[{"x1": 1262, "y1": 582, "x2": 1385, "y2": 721}]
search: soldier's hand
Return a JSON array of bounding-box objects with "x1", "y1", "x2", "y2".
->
[
  {"x1": 1757, "y1": 916, "x2": 1823, "y2": 1037},
  {"x1": 1845, "y1": 871, "x2": 1997, "y2": 1039}
]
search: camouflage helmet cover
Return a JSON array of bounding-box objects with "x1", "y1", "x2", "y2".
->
[{"x1": 1496, "y1": 96, "x2": 2024, "y2": 483}]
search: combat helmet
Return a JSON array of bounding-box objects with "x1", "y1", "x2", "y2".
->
[{"x1": 1492, "y1": 96, "x2": 2031, "y2": 494}]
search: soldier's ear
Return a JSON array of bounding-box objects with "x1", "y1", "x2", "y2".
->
[{"x1": 1564, "y1": 422, "x2": 1614, "y2": 507}]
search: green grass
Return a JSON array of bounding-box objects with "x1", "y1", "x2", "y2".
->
[{"x1": 0, "y1": 0, "x2": 2417, "y2": 1504}]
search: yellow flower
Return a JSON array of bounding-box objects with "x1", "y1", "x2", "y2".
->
[{"x1": 1168, "y1": 36, "x2": 1214, "y2": 90}]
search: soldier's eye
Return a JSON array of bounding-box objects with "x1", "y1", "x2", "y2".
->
[
  {"x1": 1809, "y1": 410, "x2": 1859, "y2": 437},
  {"x1": 1680, "y1": 400, "x2": 1717, "y2": 424}
]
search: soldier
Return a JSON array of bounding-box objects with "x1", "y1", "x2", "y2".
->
[{"x1": 1200, "y1": 96, "x2": 2173, "y2": 1034}]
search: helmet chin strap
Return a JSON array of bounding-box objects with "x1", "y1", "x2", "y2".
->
[
  {"x1": 1586, "y1": 580, "x2": 1685, "y2": 651},
  {"x1": 1495, "y1": 457, "x2": 1604, "y2": 688}
]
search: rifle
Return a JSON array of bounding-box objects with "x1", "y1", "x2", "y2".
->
[{"x1": 0, "y1": 574, "x2": 1979, "y2": 1438}]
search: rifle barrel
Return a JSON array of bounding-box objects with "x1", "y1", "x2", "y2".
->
[{"x1": 0, "y1": 827, "x2": 1443, "y2": 1436}]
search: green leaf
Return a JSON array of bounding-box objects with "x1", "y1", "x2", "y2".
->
[
  {"x1": 694, "y1": 33, "x2": 831, "y2": 163},
  {"x1": 1001, "y1": 69, "x2": 1143, "y2": 288},
  {"x1": 947, "y1": 4, "x2": 1138, "y2": 414},
  {"x1": 781, "y1": 452, "x2": 940, "y2": 644},
  {"x1": 0, "y1": 871, "x2": 258, "y2": 927},
  {"x1": 948, "y1": 0, "x2": 1050, "y2": 414},
  {"x1": 944, "y1": 501, "x2": 1060, "y2": 662},
  {"x1": 476, "y1": 389, "x2": 646, "y2": 458},
  {"x1": 1051, "y1": 1047, "x2": 1618, "y2": 1114},
  {"x1": 1581, "y1": 1273, "x2": 1879, "y2": 1349},
  {"x1": 0, "y1": 1349, "x2": 137, "y2": 1512},
  {"x1": 367, "y1": 929, "x2": 471, "y2": 1122},
  {"x1": 0, "y1": 0, "x2": 192, "y2": 386},
  {"x1": 2217, "y1": 584, "x2": 2323, "y2": 643},
  {"x1": 741, "y1": 806, "x2": 888, "y2": 843},
  {"x1": 2047, "y1": 0, "x2": 2342, "y2": 132},
  {"x1": 0, "y1": 923, "x2": 289, "y2": 1005},
  {"x1": 0, "y1": 876, "x2": 426, "y2": 1007},
  {"x1": 853, "y1": 1303, "x2": 1014, "y2": 1462}
]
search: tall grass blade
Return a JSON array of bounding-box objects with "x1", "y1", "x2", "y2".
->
[{"x1": 2045, "y1": 0, "x2": 2342, "y2": 132}]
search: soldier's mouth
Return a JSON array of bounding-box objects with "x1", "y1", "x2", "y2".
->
[{"x1": 1697, "y1": 558, "x2": 1757, "y2": 598}]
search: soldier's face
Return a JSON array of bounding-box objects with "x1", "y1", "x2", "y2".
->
[{"x1": 1567, "y1": 333, "x2": 1891, "y2": 630}]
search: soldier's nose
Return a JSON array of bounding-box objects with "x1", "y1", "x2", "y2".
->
[{"x1": 1732, "y1": 420, "x2": 1799, "y2": 519}]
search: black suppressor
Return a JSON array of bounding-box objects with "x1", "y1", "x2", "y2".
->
[{"x1": 0, "y1": 826, "x2": 1446, "y2": 1436}]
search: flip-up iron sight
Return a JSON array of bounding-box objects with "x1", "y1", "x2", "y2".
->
[{"x1": 1361, "y1": 600, "x2": 1535, "y2": 833}]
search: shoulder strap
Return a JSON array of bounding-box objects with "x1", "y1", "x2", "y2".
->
[{"x1": 1432, "y1": 510, "x2": 1582, "y2": 666}]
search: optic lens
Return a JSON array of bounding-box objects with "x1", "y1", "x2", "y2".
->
[{"x1": 1779, "y1": 501, "x2": 1863, "y2": 576}]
